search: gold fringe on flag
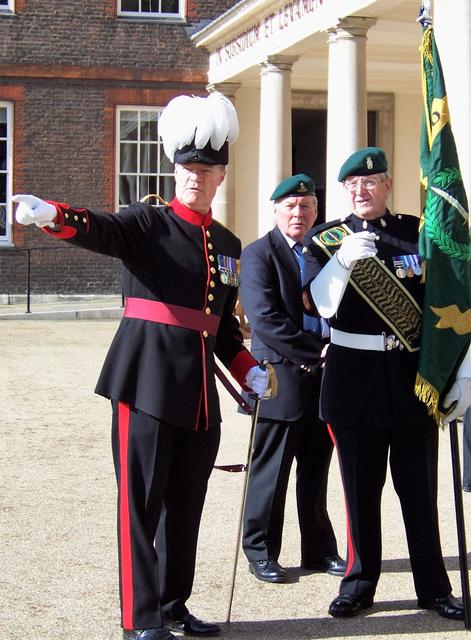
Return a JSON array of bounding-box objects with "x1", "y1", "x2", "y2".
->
[{"x1": 415, "y1": 372, "x2": 443, "y2": 427}]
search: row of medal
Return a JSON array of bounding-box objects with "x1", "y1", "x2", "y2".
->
[
  {"x1": 217, "y1": 254, "x2": 240, "y2": 286},
  {"x1": 392, "y1": 254, "x2": 422, "y2": 278}
]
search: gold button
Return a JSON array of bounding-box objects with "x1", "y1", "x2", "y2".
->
[
  {"x1": 209, "y1": 255, "x2": 215, "y2": 262},
  {"x1": 83, "y1": 217, "x2": 87, "y2": 224},
  {"x1": 205, "y1": 307, "x2": 211, "y2": 315},
  {"x1": 64, "y1": 213, "x2": 69, "y2": 218},
  {"x1": 206, "y1": 230, "x2": 211, "y2": 237},
  {"x1": 208, "y1": 294, "x2": 214, "y2": 301},
  {"x1": 207, "y1": 243, "x2": 213, "y2": 250},
  {"x1": 210, "y1": 267, "x2": 216, "y2": 274},
  {"x1": 74, "y1": 215, "x2": 78, "y2": 221},
  {"x1": 210, "y1": 281, "x2": 215, "y2": 288},
  {"x1": 202, "y1": 330, "x2": 208, "y2": 338}
]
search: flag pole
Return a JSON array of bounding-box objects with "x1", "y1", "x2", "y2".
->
[{"x1": 449, "y1": 419, "x2": 471, "y2": 628}]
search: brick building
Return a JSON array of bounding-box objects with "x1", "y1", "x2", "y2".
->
[{"x1": 0, "y1": 0, "x2": 237, "y2": 296}]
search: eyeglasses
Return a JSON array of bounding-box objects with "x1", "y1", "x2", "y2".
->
[{"x1": 343, "y1": 177, "x2": 386, "y2": 192}]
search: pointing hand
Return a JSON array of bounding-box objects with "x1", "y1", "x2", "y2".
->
[{"x1": 12, "y1": 194, "x2": 57, "y2": 228}]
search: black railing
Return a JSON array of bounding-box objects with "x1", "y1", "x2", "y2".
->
[{"x1": 0, "y1": 245, "x2": 122, "y2": 313}]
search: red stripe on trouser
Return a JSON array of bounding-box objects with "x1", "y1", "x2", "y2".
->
[
  {"x1": 327, "y1": 423, "x2": 355, "y2": 578},
  {"x1": 118, "y1": 402, "x2": 134, "y2": 629}
]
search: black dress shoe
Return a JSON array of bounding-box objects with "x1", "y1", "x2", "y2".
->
[
  {"x1": 417, "y1": 594, "x2": 464, "y2": 620},
  {"x1": 249, "y1": 559, "x2": 288, "y2": 583},
  {"x1": 123, "y1": 628, "x2": 176, "y2": 640},
  {"x1": 328, "y1": 593, "x2": 374, "y2": 618},
  {"x1": 163, "y1": 614, "x2": 220, "y2": 637},
  {"x1": 301, "y1": 555, "x2": 347, "y2": 576}
]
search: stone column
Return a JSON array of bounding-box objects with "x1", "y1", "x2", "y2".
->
[
  {"x1": 325, "y1": 17, "x2": 376, "y2": 220},
  {"x1": 258, "y1": 55, "x2": 298, "y2": 237},
  {"x1": 206, "y1": 82, "x2": 241, "y2": 229}
]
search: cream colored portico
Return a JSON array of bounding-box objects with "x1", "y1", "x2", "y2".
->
[{"x1": 192, "y1": 0, "x2": 471, "y2": 245}]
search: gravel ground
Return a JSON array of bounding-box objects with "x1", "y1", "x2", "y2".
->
[{"x1": 1, "y1": 319, "x2": 471, "y2": 640}]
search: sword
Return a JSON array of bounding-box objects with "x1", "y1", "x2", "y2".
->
[{"x1": 225, "y1": 389, "x2": 262, "y2": 624}]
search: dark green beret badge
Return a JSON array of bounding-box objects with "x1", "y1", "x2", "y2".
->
[
  {"x1": 270, "y1": 173, "x2": 316, "y2": 201},
  {"x1": 338, "y1": 147, "x2": 388, "y2": 182}
]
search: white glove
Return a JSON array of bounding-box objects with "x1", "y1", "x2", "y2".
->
[
  {"x1": 245, "y1": 365, "x2": 270, "y2": 399},
  {"x1": 12, "y1": 194, "x2": 57, "y2": 228},
  {"x1": 442, "y1": 378, "x2": 471, "y2": 423},
  {"x1": 336, "y1": 231, "x2": 378, "y2": 270}
]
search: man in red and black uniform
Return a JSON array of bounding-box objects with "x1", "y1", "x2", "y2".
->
[{"x1": 13, "y1": 93, "x2": 269, "y2": 640}]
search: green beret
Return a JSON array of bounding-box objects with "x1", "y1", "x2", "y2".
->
[
  {"x1": 270, "y1": 174, "x2": 316, "y2": 201},
  {"x1": 337, "y1": 147, "x2": 388, "y2": 182}
]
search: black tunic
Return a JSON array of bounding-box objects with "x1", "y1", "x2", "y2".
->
[
  {"x1": 46, "y1": 198, "x2": 254, "y2": 430},
  {"x1": 303, "y1": 211, "x2": 433, "y2": 429}
]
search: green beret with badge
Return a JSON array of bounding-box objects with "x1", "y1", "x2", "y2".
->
[
  {"x1": 337, "y1": 146, "x2": 388, "y2": 182},
  {"x1": 270, "y1": 173, "x2": 316, "y2": 201}
]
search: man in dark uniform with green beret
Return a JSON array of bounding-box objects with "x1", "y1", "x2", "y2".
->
[
  {"x1": 302, "y1": 147, "x2": 466, "y2": 620},
  {"x1": 240, "y1": 174, "x2": 345, "y2": 583},
  {"x1": 13, "y1": 93, "x2": 270, "y2": 640}
]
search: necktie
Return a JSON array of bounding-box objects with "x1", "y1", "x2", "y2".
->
[{"x1": 293, "y1": 243, "x2": 323, "y2": 337}]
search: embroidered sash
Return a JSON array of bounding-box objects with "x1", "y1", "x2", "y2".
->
[{"x1": 312, "y1": 224, "x2": 422, "y2": 352}]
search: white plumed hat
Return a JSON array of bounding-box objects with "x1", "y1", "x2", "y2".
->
[{"x1": 159, "y1": 92, "x2": 239, "y2": 165}]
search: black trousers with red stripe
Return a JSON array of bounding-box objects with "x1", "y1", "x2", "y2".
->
[
  {"x1": 330, "y1": 421, "x2": 451, "y2": 601},
  {"x1": 111, "y1": 401, "x2": 220, "y2": 630}
]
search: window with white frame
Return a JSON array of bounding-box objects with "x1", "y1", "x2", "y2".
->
[
  {"x1": 117, "y1": 107, "x2": 175, "y2": 210},
  {"x1": 0, "y1": 103, "x2": 12, "y2": 245},
  {"x1": 0, "y1": 0, "x2": 14, "y2": 11},
  {"x1": 118, "y1": 0, "x2": 182, "y2": 18}
]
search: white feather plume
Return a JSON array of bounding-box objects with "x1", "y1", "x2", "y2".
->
[
  {"x1": 158, "y1": 95, "x2": 197, "y2": 162},
  {"x1": 159, "y1": 92, "x2": 239, "y2": 161},
  {"x1": 209, "y1": 92, "x2": 239, "y2": 149}
]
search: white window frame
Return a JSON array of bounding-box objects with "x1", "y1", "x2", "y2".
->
[
  {"x1": 115, "y1": 105, "x2": 175, "y2": 210},
  {"x1": 0, "y1": 0, "x2": 14, "y2": 12},
  {"x1": 117, "y1": 0, "x2": 185, "y2": 20},
  {"x1": 0, "y1": 102, "x2": 13, "y2": 246}
]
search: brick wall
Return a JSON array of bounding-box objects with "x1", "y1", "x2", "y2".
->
[{"x1": 0, "y1": 0, "x2": 239, "y2": 295}]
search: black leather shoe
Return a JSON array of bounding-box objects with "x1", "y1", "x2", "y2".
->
[
  {"x1": 328, "y1": 593, "x2": 374, "y2": 618},
  {"x1": 249, "y1": 559, "x2": 288, "y2": 583},
  {"x1": 301, "y1": 555, "x2": 347, "y2": 576},
  {"x1": 417, "y1": 594, "x2": 464, "y2": 620},
  {"x1": 163, "y1": 614, "x2": 220, "y2": 636},
  {"x1": 123, "y1": 628, "x2": 176, "y2": 640}
]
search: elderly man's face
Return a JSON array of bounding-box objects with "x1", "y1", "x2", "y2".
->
[
  {"x1": 343, "y1": 172, "x2": 392, "y2": 220},
  {"x1": 175, "y1": 163, "x2": 226, "y2": 214},
  {"x1": 274, "y1": 195, "x2": 318, "y2": 242}
]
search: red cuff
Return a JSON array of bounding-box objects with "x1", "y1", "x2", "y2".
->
[
  {"x1": 40, "y1": 201, "x2": 90, "y2": 239},
  {"x1": 229, "y1": 349, "x2": 258, "y2": 388}
]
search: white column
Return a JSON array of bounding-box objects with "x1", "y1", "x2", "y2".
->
[
  {"x1": 206, "y1": 82, "x2": 241, "y2": 229},
  {"x1": 435, "y1": 0, "x2": 471, "y2": 229},
  {"x1": 325, "y1": 17, "x2": 376, "y2": 220},
  {"x1": 258, "y1": 55, "x2": 298, "y2": 237}
]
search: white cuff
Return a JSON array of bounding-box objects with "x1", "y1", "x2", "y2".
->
[{"x1": 309, "y1": 253, "x2": 351, "y2": 318}]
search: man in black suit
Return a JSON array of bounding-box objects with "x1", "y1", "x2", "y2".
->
[
  {"x1": 239, "y1": 174, "x2": 345, "y2": 584},
  {"x1": 13, "y1": 93, "x2": 270, "y2": 640}
]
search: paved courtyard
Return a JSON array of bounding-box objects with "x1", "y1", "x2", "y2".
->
[{"x1": 1, "y1": 318, "x2": 471, "y2": 640}]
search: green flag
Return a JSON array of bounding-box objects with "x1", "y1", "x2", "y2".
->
[{"x1": 416, "y1": 21, "x2": 471, "y2": 423}]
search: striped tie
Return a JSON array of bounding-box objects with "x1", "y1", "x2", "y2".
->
[{"x1": 293, "y1": 243, "x2": 323, "y2": 337}]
